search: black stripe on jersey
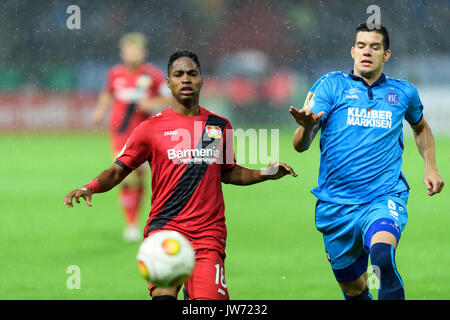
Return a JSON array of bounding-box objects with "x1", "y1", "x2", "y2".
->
[
  {"x1": 146, "y1": 115, "x2": 228, "y2": 234},
  {"x1": 114, "y1": 159, "x2": 133, "y2": 173},
  {"x1": 118, "y1": 102, "x2": 137, "y2": 133}
]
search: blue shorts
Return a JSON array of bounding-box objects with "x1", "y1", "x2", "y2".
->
[{"x1": 315, "y1": 191, "x2": 409, "y2": 282}]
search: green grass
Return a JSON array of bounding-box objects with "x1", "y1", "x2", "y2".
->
[{"x1": 0, "y1": 130, "x2": 449, "y2": 299}]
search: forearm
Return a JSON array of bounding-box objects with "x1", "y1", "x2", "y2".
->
[
  {"x1": 293, "y1": 124, "x2": 318, "y2": 153},
  {"x1": 413, "y1": 122, "x2": 438, "y2": 170},
  {"x1": 221, "y1": 165, "x2": 268, "y2": 186},
  {"x1": 85, "y1": 164, "x2": 129, "y2": 193}
]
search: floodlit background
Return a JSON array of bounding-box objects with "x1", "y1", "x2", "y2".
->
[{"x1": 0, "y1": 0, "x2": 448, "y2": 299}]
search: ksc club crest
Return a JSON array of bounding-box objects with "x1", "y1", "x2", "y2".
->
[
  {"x1": 385, "y1": 90, "x2": 399, "y2": 105},
  {"x1": 205, "y1": 125, "x2": 222, "y2": 139}
]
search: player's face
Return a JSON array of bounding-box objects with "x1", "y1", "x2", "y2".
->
[
  {"x1": 167, "y1": 57, "x2": 202, "y2": 103},
  {"x1": 351, "y1": 31, "x2": 391, "y2": 79},
  {"x1": 121, "y1": 43, "x2": 146, "y2": 67}
]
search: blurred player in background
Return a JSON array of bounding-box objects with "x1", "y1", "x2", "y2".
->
[
  {"x1": 91, "y1": 32, "x2": 172, "y2": 242},
  {"x1": 290, "y1": 23, "x2": 444, "y2": 300},
  {"x1": 65, "y1": 50, "x2": 297, "y2": 300}
]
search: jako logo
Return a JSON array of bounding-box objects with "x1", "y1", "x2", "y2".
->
[
  {"x1": 164, "y1": 130, "x2": 178, "y2": 136},
  {"x1": 345, "y1": 88, "x2": 361, "y2": 99}
]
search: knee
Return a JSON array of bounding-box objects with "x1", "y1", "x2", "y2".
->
[
  {"x1": 339, "y1": 275, "x2": 368, "y2": 297},
  {"x1": 341, "y1": 285, "x2": 366, "y2": 297},
  {"x1": 370, "y1": 243, "x2": 395, "y2": 271}
]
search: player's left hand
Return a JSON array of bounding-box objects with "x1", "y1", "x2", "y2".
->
[
  {"x1": 262, "y1": 162, "x2": 298, "y2": 180},
  {"x1": 423, "y1": 168, "x2": 444, "y2": 196}
]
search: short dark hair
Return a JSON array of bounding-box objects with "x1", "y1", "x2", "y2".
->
[
  {"x1": 353, "y1": 23, "x2": 390, "y2": 51},
  {"x1": 167, "y1": 50, "x2": 201, "y2": 75}
]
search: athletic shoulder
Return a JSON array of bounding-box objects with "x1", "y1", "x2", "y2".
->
[
  {"x1": 145, "y1": 108, "x2": 168, "y2": 123},
  {"x1": 200, "y1": 107, "x2": 233, "y2": 128},
  {"x1": 312, "y1": 71, "x2": 347, "y2": 89},
  {"x1": 385, "y1": 76, "x2": 419, "y2": 97},
  {"x1": 317, "y1": 71, "x2": 347, "y2": 82},
  {"x1": 310, "y1": 71, "x2": 346, "y2": 97}
]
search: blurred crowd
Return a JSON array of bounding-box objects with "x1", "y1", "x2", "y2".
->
[{"x1": 0, "y1": 0, "x2": 448, "y2": 124}]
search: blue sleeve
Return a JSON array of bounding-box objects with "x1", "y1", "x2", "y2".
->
[
  {"x1": 305, "y1": 74, "x2": 335, "y2": 125},
  {"x1": 405, "y1": 85, "x2": 423, "y2": 125}
]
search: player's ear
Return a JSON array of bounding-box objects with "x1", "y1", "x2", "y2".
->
[
  {"x1": 350, "y1": 46, "x2": 355, "y2": 60},
  {"x1": 383, "y1": 49, "x2": 391, "y2": 63},
  {"x1": 166, "y1": 77, "x2": 170, "y2": 88}
]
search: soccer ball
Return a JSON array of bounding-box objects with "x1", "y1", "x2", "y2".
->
[{"x1": 136, "y1": 230, "x2": 195, "y2": 287}]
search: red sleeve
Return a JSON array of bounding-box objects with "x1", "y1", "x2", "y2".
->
[
  {"x1": 221, "y1": 121, "x2": 236, "y2": 173},
  {"x1": 115, "y1": 122, "x2": 152, "y2": 170}
]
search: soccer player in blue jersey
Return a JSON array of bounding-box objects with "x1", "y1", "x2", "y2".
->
[{"x1": 289, "y1": 23, "x2": 444, "y2": 300}]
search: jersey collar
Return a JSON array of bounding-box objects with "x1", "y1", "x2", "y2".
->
[{"x1": 349, "y1": 70, "x2": 386, "y2": 88}]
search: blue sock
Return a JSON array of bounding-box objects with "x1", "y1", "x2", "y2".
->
[
  {"x1": 370, "y1": 243, "x2": 405, "y2": 300},
  {"x1": 342, "y1": 286, "x2": 373, "y2": 300}
]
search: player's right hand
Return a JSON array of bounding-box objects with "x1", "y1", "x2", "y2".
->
[
  {"x1": 64, "y1": 187, "x2": 93, "y2": 208},
  {"x1": 289, "y1": 106, "x2": 325, "y2": 128}
]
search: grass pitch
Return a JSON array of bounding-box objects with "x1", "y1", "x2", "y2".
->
[{"x1": 0, "y1": 130, "x2": 448, "y2": 299}]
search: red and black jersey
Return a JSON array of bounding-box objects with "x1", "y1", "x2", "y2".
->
[
  {"x1": 115, "y1": 106, "x2": 236, "y2": 252},
  {"x1": 105, "y1": 63, "x2": 166, "y2": 150}
]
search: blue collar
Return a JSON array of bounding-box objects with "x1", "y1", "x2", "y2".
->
[{"x1": 349, "y1": 70, "x2": 386, "y2": 87}]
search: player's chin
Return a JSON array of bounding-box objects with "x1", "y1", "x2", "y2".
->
[
  {"x1": 176, "y1": 92, "x2": 197, "y2": 101},
  {"x1": 358, "y1": 66, "x2": 378, "y2": 78}
]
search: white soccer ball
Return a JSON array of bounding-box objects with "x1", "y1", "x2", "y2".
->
[{"x1": 136, "y1": 230, "x2": 196, "y2": 288}]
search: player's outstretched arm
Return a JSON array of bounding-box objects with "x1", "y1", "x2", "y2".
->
[
  {"x1": 410, "y1": 117, "x2": 445, "y2": 196},
  {"x1": 221, "y1": 162, "x2": 297, "y2": 186},
  {"x1": 289, "y1": 106, "x2": 324, "y2": 153},
  {"x1": 64, "y1": 163, "x2": 130, "y2": 208}
]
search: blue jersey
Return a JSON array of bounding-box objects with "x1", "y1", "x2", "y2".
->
[{"x1": 307, "y1": 71, "x2": 423, "y2": 204}]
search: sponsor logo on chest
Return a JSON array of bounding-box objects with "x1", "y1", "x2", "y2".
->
[{"x1": 346, "y1": 107, "x2": 392, "y2": 129}]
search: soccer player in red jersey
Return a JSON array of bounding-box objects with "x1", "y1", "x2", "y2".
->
[
  {"x1": 91, "y1": 32, "x2": 172, "y2": 241},
  {"x1": 64, "y1": 50, "x2": 297, "y2": 300}
]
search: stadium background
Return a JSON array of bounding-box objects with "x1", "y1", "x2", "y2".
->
[{"x1": 1, "y1": 0, "x2": 448, "y2": 299}]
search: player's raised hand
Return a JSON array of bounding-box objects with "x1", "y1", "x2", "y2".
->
[
  {"x1": 289, "y1": 106, "x2": 325, "y2": 128},
  {"x1": 262, "y1": 162, "x2": 298, "y2": 180},
  {"x1": 423, "y1": 169, "x2": 444, "y2": 196},
  {"x1": 64, "y1": 187, "x2": 93, "y2": 208}
]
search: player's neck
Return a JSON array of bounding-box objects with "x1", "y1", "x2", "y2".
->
[
  {"x1": 353, "y1": 68, "x2": 383, "y2": 86},
  {"x1": 171, "y1": 101, "x2": 200, "y2": 116}
]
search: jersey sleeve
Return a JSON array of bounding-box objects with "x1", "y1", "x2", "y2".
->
[
  {"x1": 221, "y1": 121, "x2": 236, "y2": 174},
  {"x1": 405, "y1": 84, "x2": 424, "y2": 125},
  {"x1": 305, "y1": 74, "x2": 335, "y2": 125},
  {"x1": 115, "y1": 122, "x2": 152, "y2": 171}
]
